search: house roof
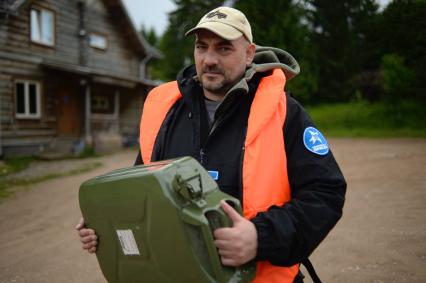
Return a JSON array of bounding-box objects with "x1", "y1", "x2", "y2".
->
[{"x1": 2, "y1": 0, "x2": 162, "y2": 59}]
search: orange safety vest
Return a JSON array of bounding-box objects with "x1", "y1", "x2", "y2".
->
[{"x1": 140, "y1": 69, "x2": 299, "y2": 282}]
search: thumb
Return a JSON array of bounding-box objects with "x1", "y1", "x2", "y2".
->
[
  {"x1": 75, "y1": 217, "x2": 84, "y2": 230},
  {"x1": 220, "y1": 200, "x2": 242, "y2": 224}
]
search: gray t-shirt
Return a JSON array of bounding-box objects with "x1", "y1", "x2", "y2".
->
[{"x1": 204, "y1": 98, "x2": 220, "y2": 126}]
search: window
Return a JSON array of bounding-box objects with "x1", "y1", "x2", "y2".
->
[
  {"x1": 89, "y1": 33, "x2": 108, "y2": 50},
  {"x1": 15, "y1": 80, "x2": 41, "y2": 119},
  {"x1": 92, "y1": 95, "x2": 114, "y2": 114},
  {"x1": 30, "y1": 7, "x2": 55, "y2": 46}
]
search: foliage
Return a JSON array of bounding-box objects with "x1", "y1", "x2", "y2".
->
[
  {"x1": 374, "y1": 0, "x2": 426, "y2": 102},
  {"x1": 0, "y1": 156, "x2": 33, "y2": 177},
  {"x1": 288, "y1": 60, "x2": 319, "y2": 103},
  {"x1": 144, "y1": 0, "x2": 426, "y2": 105},
  {"x1": 305, "y1": 0, "x2": 379, "y2": 103},
  {"x1": 234, "y1": 0, "x2": 318, "y2": 103},
  {"x1": 307, "y1": 100, "x2": 426, "y2": 137},
  {"x1": 76, "y1": 146, "x2": 98, "y2": 158},
  {"x1": 380, "y1": 53, "x2": 415, "y2": 104},
  {"x1": 140, "y1": 24, "x2": 159, "y2": 47}
]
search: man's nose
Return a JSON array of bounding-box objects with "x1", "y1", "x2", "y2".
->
[{"x1": 204, "y1": 50, "x2": 219, "y2": 66}]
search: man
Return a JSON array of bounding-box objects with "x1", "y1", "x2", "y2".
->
[{"x1": 77, "y1": 6, "x2": 346, "y2": 283}]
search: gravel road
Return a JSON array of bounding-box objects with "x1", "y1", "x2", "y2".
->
[{"x1": 0, "y1": 139, "x2": 425, "y2": 283}]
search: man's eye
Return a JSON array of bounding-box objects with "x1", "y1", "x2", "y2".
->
[
  {"x1": 219, "y1": 47, "x2": 231, "y2": 53},
  {"x1": 196, "y1": 45, "x2": 206, "y2": 50}
]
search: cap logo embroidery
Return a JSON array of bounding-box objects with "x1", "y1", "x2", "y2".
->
[{"x1": 206, "y1": 10, "x2": 227, "y2": 19}]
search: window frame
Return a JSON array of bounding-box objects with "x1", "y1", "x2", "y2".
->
[
  {"x1": 91, "y1": 94, "x2": 116, "y2": 115},
  {"x1": 14, "y1": 80, "x2": 42, "y2": 119},
  {"x1": 30, "y1": 5, "x2": 56, "y2": 47},
  {"x1": 89, "y1": 32, "x2": 109, "y2": 51}
]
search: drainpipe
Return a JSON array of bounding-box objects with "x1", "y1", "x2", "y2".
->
[
  {"x1": 0, "y1": 91, "x2": 2, "y2": 157},
  {"x1": 78, "y1": 0, "x2": 91, "y2": 147},
  {"x1": 78, "y1": 0, "x2": 88, "y2": 66},
  {"x1": 84, "y1": 82, "x2": 92, "y2": 146}
]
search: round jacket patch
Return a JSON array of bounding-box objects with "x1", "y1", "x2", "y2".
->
[{"x1": 303, "y1": 127, "x2": 329, "y2": 155}]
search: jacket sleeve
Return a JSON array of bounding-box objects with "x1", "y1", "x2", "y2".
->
[{"x1": 251, "y1": 94, "x2": 346, "y2": 266}]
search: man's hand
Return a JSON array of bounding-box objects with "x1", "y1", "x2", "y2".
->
[
  {"x1": 76, "y1": 217, "x2": 98, "y2": 254},
  {"x1": 213, "y1": 201, "x2": 258, "y2": 267}
]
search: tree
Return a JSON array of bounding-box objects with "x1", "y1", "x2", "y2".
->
[
  {"x1": 305, "y1": 0, "x2": 379, "y2": 102},
  {"x1": 375, "y1": 0, "x2": 426, "y2": 102},
  {"x1": 234, "y1": 0, "x2": 318, "y2": 103},
  {"x1": 380, "y1": 53, "x2": 414, "y2": 104},
  {"x1": 140, "y1": 24, "x2": 159, "y2": 47}
]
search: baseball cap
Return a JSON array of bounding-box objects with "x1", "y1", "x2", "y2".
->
[{"x1": 185, "y1": 7, "x2": 253, "y2": 43}]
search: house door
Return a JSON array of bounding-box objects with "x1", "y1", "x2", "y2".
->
[{"x1": 57, "y1": 88, "x2": 81, "y2": 136}]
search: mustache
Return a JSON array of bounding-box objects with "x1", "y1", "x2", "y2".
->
[{"x1": 201, "y1": 66, "x2": 224, "y2": 74}]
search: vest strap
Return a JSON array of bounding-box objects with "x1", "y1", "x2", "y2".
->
[{"x1": 139, "y1": 81, "x2": 181, "y2": 164}]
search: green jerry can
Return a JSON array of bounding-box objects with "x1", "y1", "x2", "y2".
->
[{"x1": 79, "y1": 156, "x2": 256, "y2": 283}]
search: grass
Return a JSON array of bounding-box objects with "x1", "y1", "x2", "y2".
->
[
  {"x1": 0, "y1": 161, "x2": 102, "y2": 199},
  {"x1": 75, "y1": 146, "x2": 98, "y2": 159},
  {"x1": 306, "y1": 100, "x2": 426, "y2": 137},
  {"x1": 0, "y1": 156, "x2": 34, "y2": 177}
]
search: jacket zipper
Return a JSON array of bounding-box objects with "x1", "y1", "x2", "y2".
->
[
  {"x1": 199, "y1": 113, "x2": 227, "y2": 165},
  {"x1": 238, "y1": 126, "x2": 248, "y2": 207},
  {"x1": 200, "y1": 148, "x2": 206, "y2": 165}
]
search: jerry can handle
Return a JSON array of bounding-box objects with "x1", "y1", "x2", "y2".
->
[
  {"x1": 180, "y1": 198, "x2": 243, "y2": 283},
  {"x1": 180, "y1": 207, "x2": 227, "y2": 282},
  {"x1": 206, "y1": 198, "x2": 241, "y2": 229},
  {"x1": 203, "y1": 198, "x2": 242, "y2": 282}
]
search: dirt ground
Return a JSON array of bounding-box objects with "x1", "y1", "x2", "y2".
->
[{"x1": 0, "y1": 139, "x2": 425, "y2": 283}]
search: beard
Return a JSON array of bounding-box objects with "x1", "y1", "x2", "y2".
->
[{"x1": 198, "y1": 66, "x2": 234, "y2": 95}]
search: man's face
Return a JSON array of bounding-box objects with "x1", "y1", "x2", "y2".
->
[{"x1": 194, "y1": 30, "x2": 255, "y2": 96}]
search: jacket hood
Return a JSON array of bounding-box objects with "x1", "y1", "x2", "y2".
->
[
  {"x1": 224, "y1": 46, "x2": 300, "y2": 96},
  {"x1": 248, "y1": 45, "x2": 300, "y2": 81}
]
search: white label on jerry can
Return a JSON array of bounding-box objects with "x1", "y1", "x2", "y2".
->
[{"x1": 116, "y1": 229, "x2": 140, "y2": 255}]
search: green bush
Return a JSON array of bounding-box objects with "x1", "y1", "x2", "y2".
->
[
  {"x1": 380, "y1": 53, "x2": 415, "y2": 104},
  {"x1": 0, "y1": 156, "x2": 33, "y2": 177},
  {"x1": 307, "y1": 100, "x2": 426, "y2": 137},
  {"x1": 77, "y1": 146, "x2": 97, "y2": 158}
]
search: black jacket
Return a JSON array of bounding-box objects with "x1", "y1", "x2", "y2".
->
[{"x1": 135, "y1": 65, "x2": 346, "y2": 268}]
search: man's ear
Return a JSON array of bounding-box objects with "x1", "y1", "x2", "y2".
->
[{"x1": 246, "y1": 43, "x2": 256, "y2": 65}]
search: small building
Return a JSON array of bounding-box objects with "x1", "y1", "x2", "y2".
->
[{"x1": 0, "y1": 0, "x2": 161, "y2": 157}]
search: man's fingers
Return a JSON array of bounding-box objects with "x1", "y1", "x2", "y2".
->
[
  {"x1": 214, "y1": 239, "x2": 233, "y2": 250},
  {"x1": 82, "y1": 241, "x2": 97, "y2": 249},
  {"x1": 220, "y1": 200, "x2": 242, "y2": 224},
  {"x1": 220, "y1": 256, "x2": 237, "y2": 267},
  {"x1": 80, "y1": 234, "x2": 97, "y2": 244},
  {"x1": 75, "y1": 217, "x2": 84, "y2": 230},
  {"x1": 213, "y1": 227, "x2": 234, "y2": 240},
  {"x1": 213, "y1": 204, "x2": 258, "y2": 266},
  {"x1": 76, "y1": 219, "x2": 98, "y2": 254},
  {"x1": 78, "y1": 228, "x2": 95, "y2": 237},
  {"x1": 217, "y1": 248, "x2": 234, "y2": 257}
]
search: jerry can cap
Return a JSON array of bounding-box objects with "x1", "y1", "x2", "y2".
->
[{"x1": 173, "y1": 166, "x2": 207, "y2": 208}]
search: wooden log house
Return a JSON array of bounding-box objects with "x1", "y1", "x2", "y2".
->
[{"x1": 0, "y1": 0, "x2": 161, "y2": 157}]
